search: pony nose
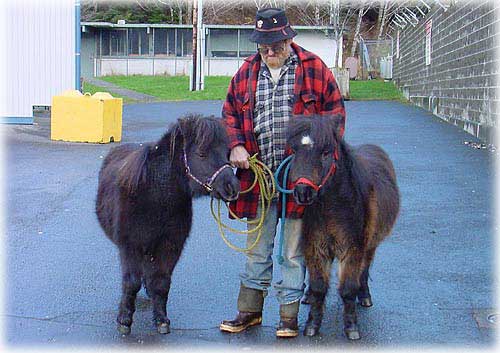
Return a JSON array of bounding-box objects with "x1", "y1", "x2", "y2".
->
[
  {"x1": 225, "y1": 180, "x2": 240, "y2": 199},
  {"x1": 216, "y1": 173, "x2": 240, "y2": 201},
  {"x1": 293, "y1": 184, "x2": 317, "y2": 205}
]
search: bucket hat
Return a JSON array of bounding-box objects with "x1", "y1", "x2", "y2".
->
[{"x1": 249, "y1": 8, "x2": 297, "y2": 44}]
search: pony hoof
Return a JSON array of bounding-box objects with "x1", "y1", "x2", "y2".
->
[
  {"x1": 304, "y1": 325, "x2": 319, "y2": 336},
  {"x1": 344, "y1": 327, "x2": 360, "y2": 340},
  {"x1": 117, "y1": 324, "x2": 131, "y2": 335},
  {"x1": 157, "y1": 322, "x2": 171, "y2": 334},
  {"x1": 359, "y1": 297, "x2": 373, "y2": 307}
]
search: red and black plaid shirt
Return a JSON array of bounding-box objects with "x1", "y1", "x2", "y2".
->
[{"x1": 222, "y1": 43, "x2": 346, "y2": 219}]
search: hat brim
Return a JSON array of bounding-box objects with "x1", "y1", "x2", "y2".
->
[{"x1": 249, "y1": 26, "x2": 297, "y2": 44}]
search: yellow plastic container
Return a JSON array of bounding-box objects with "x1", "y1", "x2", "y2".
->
[{"x1": 51, "y1": 90, "x2": 122, "y2": 143}]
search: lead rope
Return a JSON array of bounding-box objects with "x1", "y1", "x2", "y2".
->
[
  {"x1": 274, "y1": 149, "x2": 339, "y2": 264},
  {"x1": 210, "y1": 154, "x2": 276, "y2": 253},
  {"x1": 274, "y1": 155, "x2": 294, "y2": 265}
]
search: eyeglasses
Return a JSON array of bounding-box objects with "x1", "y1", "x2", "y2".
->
[{"x1": 258, "y1": 42, "x2": 287, "y2": 55}]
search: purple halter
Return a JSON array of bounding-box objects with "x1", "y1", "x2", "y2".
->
[{"x1": 183, "y1": 149, "x2": 232, "y2": 192}]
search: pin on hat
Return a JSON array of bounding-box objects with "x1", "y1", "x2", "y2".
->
[{"x1": 249, "y1": 8, "x2": 297, "y2": 44}]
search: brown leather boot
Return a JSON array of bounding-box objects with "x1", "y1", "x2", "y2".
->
[
  {"x1": 219, "y1": 284, "x2": 264, "y2": 333},
  {"x1": 219, "y1": 311, "x2": 262, "y2": 333},
  {"x1": 276, "y1": 301, "x2": 300, "y2": 338},
  {"x1": 276, "y1": 317, "x2": 299, "y2": 338}
]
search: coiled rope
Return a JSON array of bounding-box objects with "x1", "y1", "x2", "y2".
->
[{"x1": 210, "y1": 154, "x2": 276, "y2": 253}]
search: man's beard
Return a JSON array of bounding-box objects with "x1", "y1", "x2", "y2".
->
[
  {"x1": 263, "y1": 56, "x2": 287, "y2": 69},
  {"x1": 262, "y1": 50, "x2": 290, "y2": 69}
]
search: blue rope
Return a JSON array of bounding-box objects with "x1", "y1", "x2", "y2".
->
[{"x1": 274, "y1": 155, "x2": 294, "y2": 265}]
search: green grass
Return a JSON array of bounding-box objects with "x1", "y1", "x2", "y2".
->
[
  {"x1": 82, "y1": 82, "x2": 136, "y2": 104},
  {"x1": 95, "y1": 75, "x2": 405, "y2": 102},
  {"x1": 101, "y1": 75, "x2": 231, "y2": 101},
  {"x1": 349, "y1": 79, "x2": 405, "y2": 101}
]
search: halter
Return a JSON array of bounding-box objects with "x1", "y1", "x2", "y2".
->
[
  {"x1": 183, "y1": 148, "x2": 233, "y2": 193},
  {"x1": 292, "y1": 148, "x2": 339, "y2": 191}
]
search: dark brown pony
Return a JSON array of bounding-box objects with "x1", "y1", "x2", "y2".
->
[
  {"x1": 287, "y1": 114, "x2": 400, "y2": 340},
  {"x1": 96, "y1": 114, "x2": 240, "y2": 335}
]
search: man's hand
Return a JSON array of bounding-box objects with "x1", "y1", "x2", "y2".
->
[{"x1": 230, "y1": 145, "x2": 250, "y2": 169}]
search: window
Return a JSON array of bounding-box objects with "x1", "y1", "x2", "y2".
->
[
  {"x1": 100, "y1": 30, "x2": 110, "y2": 56},
  {"x1": 239, "y1": 30, "x2": 256, "y2": 57},
  {"x1": 208, "y1": 29, "x2": 238, "y2": 57},
  {"x1": 176, "y1": 29, "x2": 193, "y2": 56},
  {"x1": 425, "y1": 20, "x2": 432, "y2": 65},
  {"x1": 207, "y1": 29, "x2": 256, "y2": 58},
  {"x1": 128, "y1": 28, "x2": 149, "y2": 55},
  {"x1": 396, "y1": 31, "x2": 400, "y2": 59},
  {"x1": 154, "y1": 28, "x2": 176, "y2": 56},
  {"x1": 99, "y1": 30, "x2": 126, "y2": 56},
  {"x1": 110, "y1": 30, "x2": 127, "y2": 56}
]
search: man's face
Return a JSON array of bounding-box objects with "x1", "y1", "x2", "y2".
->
[{"x1": 258, "y1": 39, "x2": 292, "y2": 69}]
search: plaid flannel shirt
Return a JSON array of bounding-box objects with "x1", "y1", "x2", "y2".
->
[
  {"x1": 222, "y1": 43, "x2": 346, "y2": 219},
  {"x1": 254, "y1": 51, "x2": 298, "y2": 173}
]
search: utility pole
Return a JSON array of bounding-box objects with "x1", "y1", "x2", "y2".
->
[
  {"x1": 197, "y1": 0, "x2": 204, "y2": 90},
  {"x1": 190, "y1": 0, "x2": 198, "y2": 91},
  {"x1": 190, "y1": 0, "x2": 204, "y2": 91}
]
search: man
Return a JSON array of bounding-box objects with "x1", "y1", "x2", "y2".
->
[{"x1": 220, "y1": 7, "x2": 346, "y2": 338}]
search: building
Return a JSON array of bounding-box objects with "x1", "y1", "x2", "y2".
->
[
  {"x1": 1, "y1": 0, "x2": 79, "y2": 123},
  {"x1": 80, "y1": 22, "x2": 341, "y2": 78},
  {"x1": 391, "y1": 0, "x2": 499, "y2": 142}
]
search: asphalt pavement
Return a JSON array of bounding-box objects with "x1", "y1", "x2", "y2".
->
[{"x1": 2, "y1": 100, "x2": 497, "y2": 350}]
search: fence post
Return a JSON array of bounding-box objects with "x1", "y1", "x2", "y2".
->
[{"x1": 331, "y1": 67, "x2": 350, "y2": 100}]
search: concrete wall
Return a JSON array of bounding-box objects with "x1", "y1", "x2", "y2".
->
[
  {"x1": 392, "y1": 1, "x2": 500, "y2": 142},
  {"x1": 1, "y1": 0, "x2": 76, "y2": 118},
  {"x1": 99, "y1": 58, "x2": 185, "y2": 76},
  {"x1": 98, "y1": 57, "x2": 242, "y2": 77}
]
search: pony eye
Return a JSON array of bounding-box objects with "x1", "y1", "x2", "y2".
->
[
  {"x1": 322, "y1": 150, "x2": 330, "y2": 159},
  {"x1": 197, "y1": 151, "x2": 207, "y2": 158}
]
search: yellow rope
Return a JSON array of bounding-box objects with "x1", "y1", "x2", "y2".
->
[{"x1": 210, "y1": 154, "x2": 276, "y2": 253}]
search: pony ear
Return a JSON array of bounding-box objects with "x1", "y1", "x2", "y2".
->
[
  {"x1": 177, "y1": 113, "x2": 202, "y2": 147},
  {"x1": 325, "y1": 114, "x2": 344, "y2": 139},
  {"x1": 177, "y1": 117, "x2": 188, "y2": 137}
]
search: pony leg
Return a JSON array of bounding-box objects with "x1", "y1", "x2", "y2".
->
[
  {"x1": 144, "y1": 243, "x2": 182, "y2": 334},
  {"x1": 303, "y1": 256, "x2": 332, "y2": 336},
  {"x1": 357, "y1": 248, "x2": 376, "y2": 307},
  {"x1": 117, "y1": 249, "x2": 143, "y2": 335},
  {"x1": 301, "y1": 270, "x2": 312, "y2": 305},
  {"x1": 338, "y1": 249, "x2": 364, "y2": 340}
]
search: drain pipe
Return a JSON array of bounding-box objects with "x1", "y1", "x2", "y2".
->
[
  {"x1": 429, "y1": 95, "x2": 438, "y2": 114},
  {"x1": 75, "y1": 0, "x2": 81, "y2": 91}
]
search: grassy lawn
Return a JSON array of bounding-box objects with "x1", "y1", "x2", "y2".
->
[
  {"x1": 94, "y1": 75, "x2": 405, "y2": 102},
  {"x1": 82, "y1": 82, "x2": 136, "y2": 104},
  {"x1": 349, "y1": 79, "x2": 405, "y2": 101},
  {"x1": 101, "y1": 75, "x2": 231, "y2": 101}
]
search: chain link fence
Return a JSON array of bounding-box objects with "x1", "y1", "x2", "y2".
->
[{"x1": 358, "y1": 38, "x2": 393, "y2": 80}]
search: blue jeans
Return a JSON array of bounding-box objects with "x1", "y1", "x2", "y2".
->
[{"x1": 239, "y1": 200, "x2": 306, "y2": 305}]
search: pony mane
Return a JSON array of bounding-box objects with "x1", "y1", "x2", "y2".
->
[
  {"x1": 178, "y1": 113, "x2": 228, "y2": 152},
  {"x1": 117, "y1": 113, "x2": 228, "y2": 195},
  {"x1": 117, "y1": 145, "x2": 149, "y2": 195}
]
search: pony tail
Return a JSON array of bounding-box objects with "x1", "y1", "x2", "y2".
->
[{"x1": 117, "y1": 146, "x2": 149, "y2": 195}]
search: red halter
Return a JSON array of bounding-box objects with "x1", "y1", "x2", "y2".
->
[{"x1": 293, "y1": 148, "x2": 339, "y2": 191}]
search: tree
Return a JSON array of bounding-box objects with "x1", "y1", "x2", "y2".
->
[
  {"x1": 328, "y1": 0, "x2": 357, "y2": 67},
  {"x1": 349, "y1": 1, "x2": 371, "y2": 57}
]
